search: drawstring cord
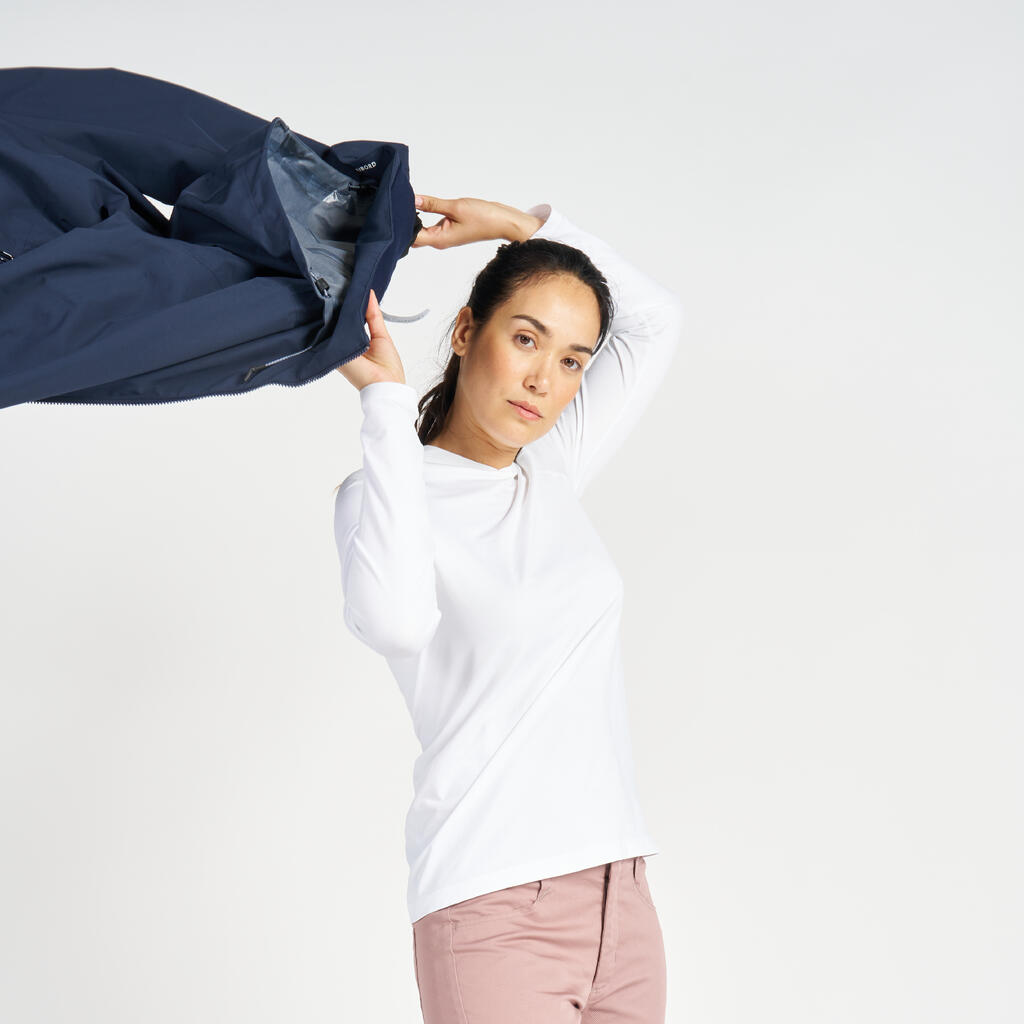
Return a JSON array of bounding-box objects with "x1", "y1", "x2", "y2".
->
[
  {"x1": 379, "y1": 305, "x2": 430, "y2": 323},
  {"x1": 377, "y1": 212, "x2": 430, "y2": 322}
]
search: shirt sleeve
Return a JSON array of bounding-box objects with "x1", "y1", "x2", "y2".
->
[
  {"x1": 332, "y1": 380, "x2": 442, "y2": 659},
  {"x1": 519, "y1": 203, "x2": 684, "y2": 497}
]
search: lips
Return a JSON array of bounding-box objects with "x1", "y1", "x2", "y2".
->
[{"x1": 509, "y1": 400, "x2": 541, "y2": 419}]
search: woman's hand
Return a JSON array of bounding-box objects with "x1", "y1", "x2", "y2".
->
[
  {"x1": 412, "y1": 195, "x2": 543, "y2": 249},
  {"x1": 336, "y1": 289, "x2": 406, "y2": 391}
]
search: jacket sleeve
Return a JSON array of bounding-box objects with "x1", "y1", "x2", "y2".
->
[
  {"x1": 520, "y1": 203, "x2": 685, "y2": 497},
  {"x1": 332, "y1": 380, "x2": 442, "y2": 658}
]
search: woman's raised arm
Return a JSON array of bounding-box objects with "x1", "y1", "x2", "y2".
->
[
  {"x1": 521, "y1": 204, "x2": 685, "y2": 497},
  {"x1": 333, "y1": 293, "x2": 441, "y2": 659},
  {"x1": 333, "y1": 381, "x2": 442, "y2": 658}
]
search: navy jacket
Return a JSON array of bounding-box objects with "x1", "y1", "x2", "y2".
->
[{"x1": 0, "y1": 66, "x2": 423, "y2": 409}]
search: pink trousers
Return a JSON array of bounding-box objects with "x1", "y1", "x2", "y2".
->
[{"x1": 411, "y1": 856, "x2": 666, "y2": 1023}]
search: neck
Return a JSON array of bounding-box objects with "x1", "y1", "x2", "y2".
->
[{"x1": 427, "y1": 430, "x2": 522, "y2": 470}]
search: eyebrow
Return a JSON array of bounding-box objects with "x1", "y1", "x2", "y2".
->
[{"x1": 510, "y1": 314, "x2": 596, "y2": 356}]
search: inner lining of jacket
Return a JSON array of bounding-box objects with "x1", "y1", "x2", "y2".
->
[{"x1": 265, "y1": 121, "x2": 375, "y2": 327}]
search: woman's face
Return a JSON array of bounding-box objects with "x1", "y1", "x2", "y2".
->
[{"x1": 446, "y1": 273, "x2": 602, "y2": 458}]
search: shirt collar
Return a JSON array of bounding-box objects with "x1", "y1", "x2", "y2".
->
[{"x1": 422, "y1": 444, "x2": 521, "y2": 477}]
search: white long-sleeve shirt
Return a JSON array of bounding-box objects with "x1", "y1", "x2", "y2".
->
[{"x1": 332, "y1": 203, "x2": 684, "y2": 925}]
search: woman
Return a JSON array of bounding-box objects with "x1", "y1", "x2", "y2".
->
[{"x1": 333, "y1": 193, "x2": 683, "y2": 1023}]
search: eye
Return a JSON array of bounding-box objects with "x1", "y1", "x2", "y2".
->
[{"x1": 516, "y1": 333, "x2": 582, "y2": 372}]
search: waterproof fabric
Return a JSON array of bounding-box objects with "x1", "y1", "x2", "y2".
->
[{"x1": 0, "y1": 66, "x2": 424, "y2": 409}]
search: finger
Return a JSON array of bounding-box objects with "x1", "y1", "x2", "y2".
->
[
  {"x1": 411, "y1": 216, "x2": 454, "y2": 249},
  {"x1": 414, "y1": 194, "x2": 454, "y2": 218},
  {"x1": 364, "y1": 290, "x2": 391, "y2": 337},
  {"x1": 411, "y1": 224, "x2": 435, "y2": 249}
]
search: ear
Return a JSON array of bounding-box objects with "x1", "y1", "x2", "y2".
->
[{"x1": 451, "y1": 305, "x2": 474, "y2": 358}]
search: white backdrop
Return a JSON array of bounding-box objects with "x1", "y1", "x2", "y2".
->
[{"x1": 1, "y1": 2, "x2": 1021, "y2": 1022}]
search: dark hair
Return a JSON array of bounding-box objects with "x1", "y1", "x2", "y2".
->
[{"x1": 416, "y1": 237, "x2": 614, "y2": 445}]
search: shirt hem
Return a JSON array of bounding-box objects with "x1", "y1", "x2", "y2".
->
[{"x1": 407, "y1": 833, "x2": 661, "y2": 925}]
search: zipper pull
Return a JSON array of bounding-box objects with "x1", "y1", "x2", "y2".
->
[{"x1": 0, "y1": 250, "x2": 14, "y2": 262}]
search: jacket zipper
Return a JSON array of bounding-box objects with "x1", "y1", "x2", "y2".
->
[
  {"x1": 242, "y1": 338, "x2": 318, "y2": 384},
  {"x1": 1, "y1": 249, "x2": 14, "y2": 261}
]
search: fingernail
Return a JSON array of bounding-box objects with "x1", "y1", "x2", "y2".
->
[{"x1": 414, "y1": 195, "x2": 423, "y2": 206}]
